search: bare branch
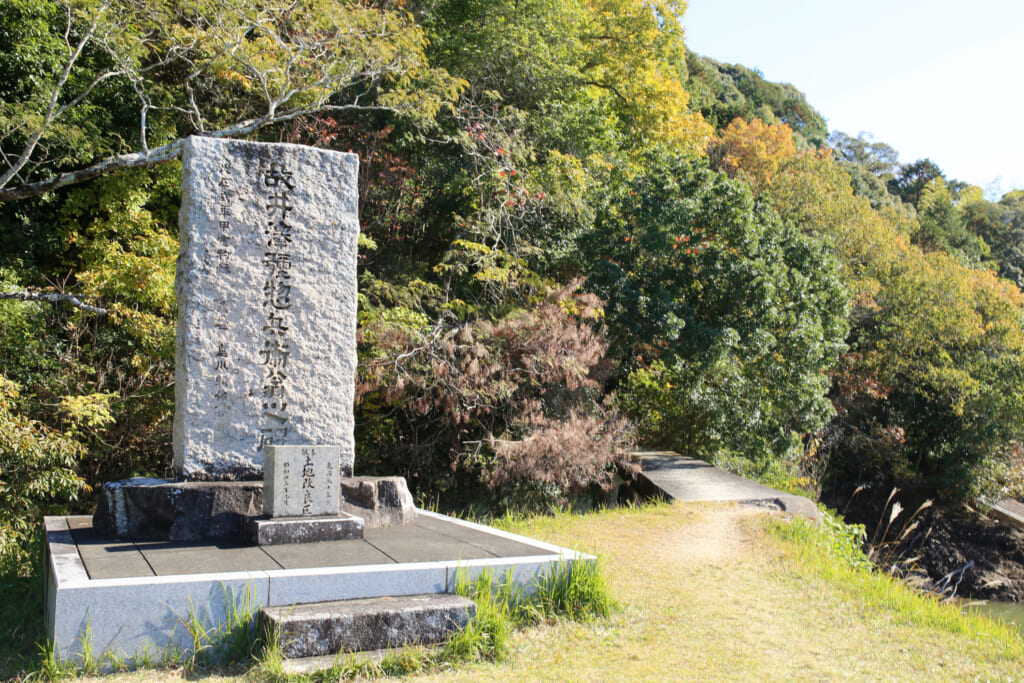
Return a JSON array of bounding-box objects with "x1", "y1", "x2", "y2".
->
[
  {"x1": 0, "y1": 291, "x2": 109, "y2": 315},
  {"x1": 0, "y1": 138, "x2": 187, "y2": 202},
  {"x1": 1, "y1": 0, "x2": 455, "y2": 203},
  {"x1": 0, "y1": 5, "x2": 105, "y2": 191}
]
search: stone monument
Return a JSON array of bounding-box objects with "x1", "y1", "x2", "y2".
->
[
  {"x1": 94, "y1": 136, "x2": 415, "y2": 541},
  {"x1": 174, "y1": 136, "x2": 358, "y2": 480}
]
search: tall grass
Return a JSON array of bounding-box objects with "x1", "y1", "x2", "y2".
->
[
  {"x1": 767, "y1": 512, "x2": 1024, "y2": 657},
  {"x1": 245, "y1": 559, "x2": 615, "y2": 681},
  {"x1": 179, "y1": 583, "x2": 262, "y2": 673}
]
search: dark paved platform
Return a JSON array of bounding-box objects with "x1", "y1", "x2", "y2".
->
[{"x1": 66, "y1": 514, "x2": 553, "y2": 580}]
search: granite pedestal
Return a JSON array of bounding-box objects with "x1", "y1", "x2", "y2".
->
[{"x1": 45, "y1": 510, "x2": 589, "y2": 665}]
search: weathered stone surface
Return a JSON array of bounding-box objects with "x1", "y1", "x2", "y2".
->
[
  {"x1": 174, "y1": 136, "x2": 359, "y2": 481},
  {"x1": 246, "y1": 514, "x2": 363, "y2": 546},
  {"x1": 92, "y1": 475, "x2": 417, "y2": 540},
  {"x1": 264, "y1": 445, "x2": 341, "y2": 517},
  {"x1": 339, "y1": 476, "x2": 418, "y2": 528},
  {"x1": 92, "y1": 478, "x2": 262, "y2": 541},
  {"x1": 259, "y1": 594, "x2": 476, "y2": 658}
]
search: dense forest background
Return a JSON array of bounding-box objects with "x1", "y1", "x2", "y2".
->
[{"x1": 2, "y1": 0, "x2": 1024, "y2": 573}]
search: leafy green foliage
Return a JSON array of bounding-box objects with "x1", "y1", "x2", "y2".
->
[
  {"x1": 887, "y1": 158, "x2": 945, "y2": 207},
  {"x1": 582, "y1": 154, "x2": 848, "y2": 466},
  {"x1": 1, "y1": 0, "x2": 1022, "y2": 550},
  {"x1": 963, "y1": 193, "x2": 1024, "y2": 289},
  {"x1": 0, "y1": 0, "x2": 463, "y2": 201},
  {"x1": 911, "y1": 177, "x2": 990, "y2": 263},
  {"x1": 685, "y1": 52, "x2": 828, "y2": 146},
  {"x1": 419, "y1": 0, "x2": 712, "y2": 155},
  {"x1": 0, "y1": 377, "x2": 87, "y2": 573},
  {"x1": 827, "y1": 131, "x2": 906, "y2": 212},
  {"x1": 769, "y1": 153, "x2": 1024, "y2": 499}
]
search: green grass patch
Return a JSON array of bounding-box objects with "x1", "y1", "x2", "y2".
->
[
  {"x1": 0, "y1": 570, "x2": 45, "y2": 680},
  {"x1": 766, "y1": 511, "x2": 1024, "y2": 655}
]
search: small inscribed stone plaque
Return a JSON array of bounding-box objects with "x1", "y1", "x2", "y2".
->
[
  {"x1": 173, "y1": 136, "x2": 359, "y2": 481},
  {"x1": 264, "y1": 445, "x2": 341, "y2": 517}
]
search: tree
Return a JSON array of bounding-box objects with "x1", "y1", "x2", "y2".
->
[
  {"x1": 685, "y1": 52, "x2": 828, "y2": 146},
  {"x1": 356, "y1": 279, "x2": 635, "y2": 508},
  {"x1": 914, "y1": 177, "x2": 990, "y2": 263},
  {"x1": 709, "y1": 117, "x2": 799, "y2": 191},
  {"x1": 415, "y1": 0, "x2": 712, "y2": 156},
  {"x1": 580, "y1": 154, "x2": 849, "y2": 470},
  {"x1": 769, "y1": 153, "x2": 1024, "y2": 499},
  {"x1": 0, "y1": 0, "x2": 461, "y2": 202},
  {"x1": 963, "y1": 196, "x2": 1024, "y2": 289},
  {"x1": 827, "y1": 131, "x2": 904, "y2": 211},
  {"x1": 828, "y1": 131, "x2": 899, "y2": 178},
  {"x1": 888, "y1": 158, "x2": 945, "y2": 208}
]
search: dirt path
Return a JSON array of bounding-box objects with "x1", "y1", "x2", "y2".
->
[{"x1": 648, "y1": 504, "x2": 762, "y2": 567}]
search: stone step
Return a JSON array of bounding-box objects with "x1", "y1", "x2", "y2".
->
[
  {"x1": 260, "y1": 594, "x2": 477, "y2": 659},
  {"x1": 246, "y1": 512, "x2": 364, "y2": 545}
]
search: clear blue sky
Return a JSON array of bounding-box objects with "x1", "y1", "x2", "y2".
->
[{"x1": 682, "y1": 0, "x2": 1024, "y2": 197}]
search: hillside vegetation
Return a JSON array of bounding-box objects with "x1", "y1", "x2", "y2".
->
[{"x1": 2, "y1": 0, "x2": 1024, "y2": 577}]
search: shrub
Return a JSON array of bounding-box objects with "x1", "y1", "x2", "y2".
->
[
  {"x1": 357, "y1": 280, "x2": 635, "y2": 508},
  {"x1": 0, "y1": 377, "x2": 87, "y2": 574}
]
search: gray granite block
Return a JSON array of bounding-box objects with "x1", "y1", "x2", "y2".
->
[
  {"x1": 246, "y1": 514, "x2": 363, "y2": 546},
  {"x1": 45, "y1": 511, "x2": 589, "y2": 664},
  {"x1": 136, "y1": 542, "x2": 282, "y2": 575},
  {"x1": 92, "y1": 478, "x2": 262, "y2": 541},
  {"x1": 265, "y1": 445, "x2": 341, "y2": 517},
  {"x1": 266, "y1": 564, "x2": 448, "y2": 607},
  {"x1": 412, "y1": 515, "x2": 554, "y2": 557},
  {"x1": 338, "y1": 476, "x2": 417, "y2": 528},
  {"x1": 174, "y1": 136, "x2": 359, "y2": 481},
  {"x1": 68, "y1": 525, "x2": 154, "y2": 580},
  {"x1": 260, "y1": 594, "x2": 476, "y2": 658},
  {"x1": 51, "y1": 575, "x2": 269, "y2": 665},
  {"x1": 363, "y1": 524, "x2": 496, "y2": 563},
  {"x1": 261, "y1": 540, "x2": 395, "y2": 569}
]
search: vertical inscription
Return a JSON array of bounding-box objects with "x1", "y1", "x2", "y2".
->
[
  {"x1": 175, "y1": 137, "x2": 359, "y2": 481},
  {"x1": 281, "y1": 459, "x2": 291, "y2": 511},
  {"x1": 301, "y1": 447, "x2": 315, "y2": 514},
  {"x1": 259, "y1": 162, "x2": 295, "y2": 449},
  {"x1": 264, "y1": 445, "x2": 342, "y2": 517},
  {"x1": 213, "y1": 158, "x2": 235, "y2": 405}
]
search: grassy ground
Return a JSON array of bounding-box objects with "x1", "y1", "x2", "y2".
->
[
  {"x1": 22, "y1": 501, "x2": 1024, "y2": 681},
  {"x1": 409, "y1": 502, "x2": 1024, "y2": 682}
]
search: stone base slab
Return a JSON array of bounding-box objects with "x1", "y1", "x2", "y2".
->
[
  {"x1": 45, "y1": 511, "x2": 590, "y2": 665},
  {"x1": 260, "y1": 594, "x2": 476, "y2": 658},
  {"x1": 246, "y1": 514, "x2": 364, "y2": 545},
  {"x1": 92, "y1": 475, "x2": 418, "y2": 541},
  {"x1": 93, "y1": 478, "x2": 262, "y2": 541}
]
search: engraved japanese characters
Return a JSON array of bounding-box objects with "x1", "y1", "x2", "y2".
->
[{"x1": 173, "y1": 137, "x2": 359, "y2": 481}]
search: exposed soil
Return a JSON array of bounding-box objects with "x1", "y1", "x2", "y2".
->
[
  {"x1": 649, "y1": 504, "x2": 761, "y2": 567},
  {"x1": 828, "y1": 490, "x2": 1024, "y2": 603},
  {"x1": 915, "y1": 508, "x2": 1024, "y2": 602}
]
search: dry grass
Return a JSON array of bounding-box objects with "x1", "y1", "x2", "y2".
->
[
  {"x1": 67, "y1": 501, "x2": 1023, "y2": 682},
  {"x1": 405, "y1": 502, "x2": 1023, "y2": 682}
]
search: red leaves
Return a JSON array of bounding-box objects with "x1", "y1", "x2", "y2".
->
[{"x1": 357, "y1": 281, "x2": 631, "y2": 497}]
